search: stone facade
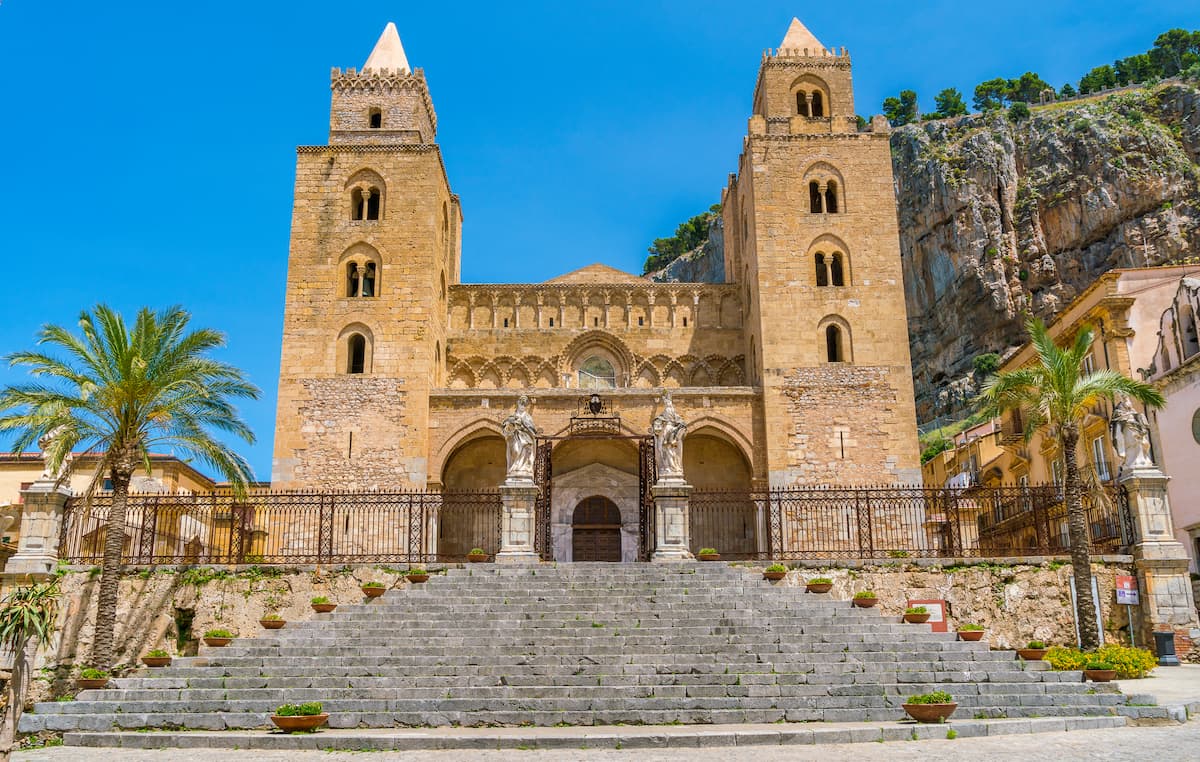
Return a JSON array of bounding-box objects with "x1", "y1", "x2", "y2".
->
[{"x1": 270, "y1": 19, "x2": 921, "y2": 530}]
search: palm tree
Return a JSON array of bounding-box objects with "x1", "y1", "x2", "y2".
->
[
  {"x1": 978, "y1": 317, "x2": 1163, "y2": 650},
  {"x1": 0, "y1": 305, "x2": 258, "y2": 669},
  {"x1": 0, "y1": 579, "x2": 60, "y2": 761}
]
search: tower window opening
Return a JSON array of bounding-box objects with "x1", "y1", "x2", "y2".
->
[
  {"x1": 683, "y1": 317, "x2": 688, "y2": 327},
  {"x1": 796, "y1": 91, "x2": 810, "y2": 117},
  {"x1": 830, "y1": 253, "x2": 845, "y2": 287},
  {"x1": 348, "y1": 334, "x2": 366, "y2": 374},
  {"x1": 362, "y1": 262, "x2": 377, "y2": 296},
  {"x1": 503, "y1": 318, "x2": 509, "y2": 328},
  {"x1": 365, "y1": 187, "x2": 381, "y2": 220},
  {"x1": 811, "y1": 91, "x2": 825, "y2": 117},
  {"x1": 825, "y1": 181, "x2": 839, "y2": 213},
  {"x1": 549, "y1": 317, "x2": 554, "y2": 327},
  {"x1": 815, "y1": 253, "x2": 829, "y2": 287},
  {"x1": 368, "y1": 108, "x2": 382, "y2": 129},
  {"x1": 594, "y1": 317, "x2": 599, "y2": 327},
  {"x1": 350, "y1": 188, "x2": 365, "y2": 220},
  {"x1": 826, "y1": 324, "x2": 843, "y2": 363},
  {"x1": 809, "y1": 182, "x2": 823, "y2": 214},
  {"x1": 346, "y1": 262, "x2": 359, "y2": 297},
  {"x1": 638, "y1": 316, "x2": 644, "y2": 327}
]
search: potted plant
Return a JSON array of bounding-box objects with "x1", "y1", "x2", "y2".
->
[
  {"x1": 270, "y1": 701, "x2": 329, "y2": 733},
  {"x1": 763, "y1": 563, "x2": 788, "y2": 581},
  {"x1": 360, "y1": 581, "x2": 387, "y2": 598},
  {"x1": 1083, "y1": 659, "x2": 1118, "y2": 682},
  {"x1": 202, "y1": 628, "x2": 234, "y2": 647},
  {"x1": 141, "y1": 649, "x2": 171, "y2": 668},
  {"x1": 260, "y1": 613, "x2": 286, "y2": 630},
  {"x1": 76, "y1": 667, "x2": 110, "y2": 690},
  {"x1": 903, "y1": 606, "x2": 931, "y2": 624},
  {"x1": 806, "y1": 577, "x2": 833, "y2": 594},
  {"x1": 902, "y1": 690, "x2": 957, "y2": 723},
  {"x1": 697, "y1": 548, "x2": 720, "y2": 561},
  {"x1": 1017, "y1": 640, "x2": 1049, "y2": 660},
  {"x1": 467, "y1": 548, "x2": 488, "y2": 563},
  {"x1": 852, "y1": 590, "x2": 879, "y2": 608},
  {"x1": 406, "y1": 568, "x2": 430, "y2": 584},
  {"x1": 956, "y1": 623, "x2": 986, "y2": 642},
  {"x1": 310, "y1": 596, "x2": 337, "y2": 613}
]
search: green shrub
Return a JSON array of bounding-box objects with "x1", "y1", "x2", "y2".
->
[
  {"x1": 79, "y1": 668, "x2": 109, "y2": 680},
  {"x1": 920, "y1": 439, "x2": 953, "y2": 464},
  {"x1": 972, "y1": 352, "x2": 1002, "y2": 376},
  {"x1": 145, "y1": 649, "x2": 169, "y2": 658},
  {"x1": 276, "y1": 701, "x2": 324, "y2": 717},
  {"x1": 1008, "y1": 102, "x2": 1031, "y2": 122},
  {"x1": 808, "y1": 577, "x2": 833, "y2": 585},
  {"x1": 904, "y1": 606, "x2": 929, "y2": 615},
  {"x1": 906, "y1": 691, "x2": 954, "y2": 705},
  {"x1": 1045, "y1": 646, "x2": 1089, "y2": 671},
  {"x1": 1045, "y1": 645, "x2": 1155, "y2": 678},
  {"x1": 853, "y1": 591, "x2": 878, "y2": 600},
  {"x1": 204, "y1": 629, "x2": 233, "y2": 639},
  {"x1": 469, "y1": 548, "x2": 485, "y2": 555},
  {"x1": 699, "y1": 548, "x2": 718, "y2": 555},
  {"x1": 261, "y1": 613, "x2": 283, "y2": 621},
  {"x1": 310, "y1": 596, "x2": 330, "y2": 605},
  {"x1": 406, "y1": 568, "x2": 427, "y2": 576},
  {"x1": 957, "y1": 623, "x2": 984, "y2": 631},
  {"x1": 1026, "y1": 640, "x2": 1047, "y2": 649},
  {"x1": 1085, "y1": 660, "x2": 1115, "y2": 671},
  {"x1": 361, "y1": 581, "x2": 385, "y2": 588},
  {"x1": 765, "y1": 563, "x2": 787, "y2": 573}
]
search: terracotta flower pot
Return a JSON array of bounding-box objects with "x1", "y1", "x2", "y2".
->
[
  {"x1": 904, "y1": 613, "x2": 931, "y2": 624},
  {"x1": 260, "y1": 619, "x2": 286, "y2": 630},
  {"x1": 141, "y1": 656, "x2": 171, "y2": 668},
  {"x1": 311, "y1": 603, "x2": 337, "y2": 613},
  {"x1": 852, "y1": 597, "x2": 879, "y2": 608},
  {"x1": 806, "y1": 583, "x2": 833, "y2": 594},
  {"x1": 698, "y1": 553, "x2": 721, "y2": 561},
  {"x1": 361, "y1": 586, "x2": 386, "y2": 598},
  {"x1": 1017, "y1": 648, "x2": 1048, "y2": 660},
  {"x1": 203, "y1": 637, "x2": 233, "y2": 647},
  {"x1": 270, "y1": 713, "x2": 329, "y2": 733},
  {"x1": 902, "y1": 702, "x2": 958, "y2": 723},
  {"x1": 76, "y1": 678, "x2": 109, "y2": 690},
  {"x1": 763, "y1": 571, "x2": 787, "y2": 581},
  {"x1": 1084, "y1": 669, "x2": 1117, "y2": 682},
  {"x1": 407, "y1": 574, "x2": 430, "y2": 584},
  {"x1": 467, "y1": 553, "x2": 488, "y2": 563},
  {"x1": 957, "y1": 630, "x2": 985, "y2": 642}
]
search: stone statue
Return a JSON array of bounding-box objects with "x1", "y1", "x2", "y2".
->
[
  {"x1": 651, "y1": 390, "x2": 687, "y2": 482},
  {"x1": 501, "y1": 395, "x2": 537, "y2": 483},
  {"x1": 1111, "y1": 395, "x2": 1155, "y2": 474},
  {"x1": 37, "y1": 425, "x2": 71, "y2": 482},
  {"x1": 0, "y1": 503, "x2": 19, "y2": 538}
]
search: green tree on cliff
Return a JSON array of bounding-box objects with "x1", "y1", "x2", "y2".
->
[
  {"x1": 977, "y1": 318, "x2": 1164, "y2": 650},
  {"x1": 933, "y1": 88, "x2": 968, "y2": 118},
  {"x1": 1149, "y1": 28, "x2": 1200, "y2": 77},
  {"x1": 643, "y1": 204, "x2": 721, "y2": 275},
  {"x1": 0, "y1": 305, "x2": 258, "y2": 670},
  {"x1": 882, "y1": 89, "x2": 919, "y2": 126},
  {"x1": 972, "y1": 78, "x2": 1010, "y2": 111}
]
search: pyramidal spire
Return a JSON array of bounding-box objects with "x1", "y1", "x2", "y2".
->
[
  {"x1": 779, "y1": 17, "x2": 825, "y2": 52},
  {"x1": 363, "y1": 22, "x2": 410, "y2": 73}
]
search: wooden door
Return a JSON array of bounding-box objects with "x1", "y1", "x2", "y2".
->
[{"x1": 572, "y1": 496, "x2": 622, "y2": 562}]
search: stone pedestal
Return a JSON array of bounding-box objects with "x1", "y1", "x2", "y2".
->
[
  {"x1": 651, "y1": 480, "x2": 694, "y2": 563},
  {"x1": 496, "y1": 480, "x2": 540, "y2": 564},
  {"x1": 1123, "y1": 467, "x2": 1200, "y2": 657},
  {"x1": 3, "y1": 481, "x2": 71, "y2": 581}
]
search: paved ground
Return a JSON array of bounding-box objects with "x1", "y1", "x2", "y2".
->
[
  {"x1": 1115, "y1": 663, "x2": 1200, "y2": 707},
  {"x1": 14, "y1": 721, "x2": 1200, "y2": 761}
]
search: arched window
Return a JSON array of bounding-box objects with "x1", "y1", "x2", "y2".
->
[
  {"x1": 365, "y1": 187, "x2": 380, "y2": 220},
  {"x1": 815, "y1": 253, "x2": 829, "y2": 287},
  {"x1": 346, "y1": 262, "x2": 359, "y2": 296},
  {"x1": 350, "y1": 188, "x2": 365, "y2": 221},
  {"x1": 578, "y1": 356, "x2": 616, "y2": 389},
  {"x1": 344, "y1": 261, "x2": 378, "y2": 297},
  {"x1": 809, "y1": 181, "x2": 823, "y2": 214},
  {"x1": 796, "y1": 91, "x2": 810, "y2": 117},
  {"x1": 348, "y1": 334, "x2": 367, "y2": 374},
  {"x1": 825, "y1": 324, "x2": 843, "y2": 363},
  {"x1": 351, "y1": 186, "x2": 382, "y2": 221},
  {"x1": 825, "y1": 181, "x2": 839, "y2": 213},
  {"x1": 368, "y1": 107, "x2": 382, "y2": 129},
  {"x1": 830, "y1": 253, "x2": 845, "y2": 287},
  {"x1": 811, "y1": 91, "x2": 824, "y2": 117}
]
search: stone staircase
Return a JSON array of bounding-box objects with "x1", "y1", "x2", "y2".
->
[{"x1": 25, "y1": 563, "x2": 1138, "y2": 734}]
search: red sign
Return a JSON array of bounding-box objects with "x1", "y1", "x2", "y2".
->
[
  {"x1": 1116, "y1": 576, "x2": 1139, "y2": 605},
  {"x1": 907, "y1": 599, "x2": 947, "y2": 632}
]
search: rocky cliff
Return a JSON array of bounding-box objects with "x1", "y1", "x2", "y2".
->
[
  {"x1": 645, "y1": 216, "x2": 725, "y2": 283},
  {"x1": 896, "y1": 82, "x2": 1200, "y2": 420}
]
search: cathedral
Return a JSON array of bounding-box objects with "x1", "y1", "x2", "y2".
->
[{"x1": 270, "y1": 19, "x2": 921, "y2": 560}]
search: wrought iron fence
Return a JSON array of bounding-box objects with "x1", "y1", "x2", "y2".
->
[
  {"x1": 59, "y1": 489, "x2": 501, "y2": 566},
  {"x1": 689, "y1": 484, "x2": 1131, "y2": 561}
]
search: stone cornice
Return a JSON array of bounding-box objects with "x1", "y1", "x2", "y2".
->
[{"x1": 296, "y1": 144, "x2": 452, "y2": 201}]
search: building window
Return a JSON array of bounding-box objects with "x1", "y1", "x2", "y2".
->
[
  {"x1": 1092, "y1": 435, "x2": 1111, "y2": 481},
  {"x1": 830, "y1": 252, "x2": 845, "y2": 286},
  {"x1": 345, "y1": 261, "x2": 377, "y2": 297},
  {"x1": 549, "y1": 317, "x2": 554, "y2": 327},
  {"x1": 1018, "y1": 474, "x2": 1029, "y2": 489},
  {"x1": 815, "y1": 253, "x2": 829, "y2": 287},
  {"x1": 809, "y1": 181, "x2": 823, "y2": 213},
  {"x1": 811, "y1": 91, "x2": 824, "y2": 117},
  {"x1": 594, "y1": 317, "x2": 599, "y2": 327},
  {"x1": 682, "y1": 317, "x2": 688, "y2": 327},
  {"x1": 578, "y1": 356, "x2": 616, "y2": 389},
  {"x1": 638, "y1": 316, "x2": 644, "y2": 326},
  {"x1": 1082, "y1": 353, "x2": 1094, "y2": 375},
  {"x1": 824, "y1": 181, "x2": 839, "y2": 213},
  {"x1": 368, "y1": 108, "x2": 382, "y2": 128},
  {"x1": 348, "y1": 334, "x2": 366, "y2": 374},
  {"x1": 503, "y1": 318, "x2": 509, "y2": 328},
  {"x1": 351, "y1": 186, "x2": 382, "y2": 221},
  {"x1": 825, "y1": 324, "x2": 843, "y2": 362},
  {"x1": 346, "y1": 262, "x2": 359, "y2": 297}
]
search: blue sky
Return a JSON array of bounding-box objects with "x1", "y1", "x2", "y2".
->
[{"x1": 1, "y1": 1, "x2": 1197, "y2": 480}]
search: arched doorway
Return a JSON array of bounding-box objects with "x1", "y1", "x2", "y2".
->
[
  {"x1": 439, "y1": 434, "x2": 505, "y2": 558},
  {"x1": 572, "y1": 496, "x2": 622, "y2": 562}
]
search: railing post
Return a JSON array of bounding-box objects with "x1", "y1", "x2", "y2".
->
[
  {"x1": 230, "y1": 503, "x2": 246, "y2": 565},
  {"x1": 855, "y1": 489, "x2": 874, "y2": 559}
]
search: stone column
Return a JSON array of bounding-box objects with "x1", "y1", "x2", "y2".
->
[
  {"x1": 1123, "y1": 467, "x2": 1200, "y2": 657},
  {"x1": 651, "y1": 480, "x2": 693, "y2": 562},
  {"x1": 496, "y1": 480, "x2": 540, "y2": 564},
  {"x1": 3, "y1": 481, "x2": 72, "y2": 580}
]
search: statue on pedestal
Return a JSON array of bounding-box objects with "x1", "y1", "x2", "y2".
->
[
  {"x1": 501, "y1": 395, "x2": 537, "y2": 483},
  {"x1": 1111, "y1": 395, "x2": 1155, "y2": 475},
  {"x1": 651, "y1": 391, "x2": 687, "y2": 482}
]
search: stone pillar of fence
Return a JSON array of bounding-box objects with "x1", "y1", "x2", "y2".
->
[
  {"x1": 2, "y1": 481, "x2": 71, "y2": 581},
  {"x1": 651, "y1": 481, "x2": 694, "y2": 562},
  {"x1": 496, "y1": 481, "x2": 540, "y2": 564},
  {"x1": 1122, "y1": 466, "x2": 1200, "y2": 658}
]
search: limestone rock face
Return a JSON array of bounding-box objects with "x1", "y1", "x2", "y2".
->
[
  {"x1": 894, "y1": 83, "x2": 1200, "y2": 421},
  {"x1": 646, "y1": 217, "x2": 725, "y2": 284}
]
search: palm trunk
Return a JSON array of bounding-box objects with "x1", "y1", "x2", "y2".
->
[
  {"x1": 90, "y1": 468, "x2": 131, "y2": 670},
  {"x1": 0, "y1": 635, "x2": 33, "y2": 761},
  {"x1": 1062, "y1": 428, "x2": 1101, "y2": 650}
]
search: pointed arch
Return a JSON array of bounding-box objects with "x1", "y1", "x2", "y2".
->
[{"x1": 817, "y1": 314, "x2": 853, "y2": 363}]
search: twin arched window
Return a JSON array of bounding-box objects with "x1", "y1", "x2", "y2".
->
[
  {"x1": 796, "y1": 90, "x2": 825, "y2": 117},
  {"x1": 814, "y1": 252, "x2": 846, "y2": 287},
  {"x1": 809, "y1": 181, "x2": 839, "y2": 213},
  {"x1": 345, "y1": 261, "x2": 378, "y2": 297},
  {"x1": 350, "y1": 186, "x2": 382, "y2": 221}
]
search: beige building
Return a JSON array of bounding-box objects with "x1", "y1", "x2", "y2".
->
[{"x1": 270, "y1": 20, "x2": 920, "y2": 560}]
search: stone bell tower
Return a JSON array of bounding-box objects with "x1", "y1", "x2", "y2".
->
[
  {"x1": 271, "y1": 23, "x2": 461, "y2": 489},
  {"x1": 722, "y1": 18, "x2": 920, "y2": 485}
]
